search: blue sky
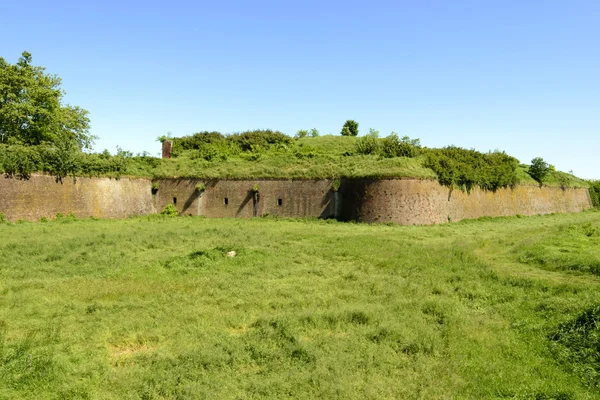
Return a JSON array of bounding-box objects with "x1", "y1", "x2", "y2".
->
[{"x1": 2, "y1": 0, "x2": 598, "y2": 178}]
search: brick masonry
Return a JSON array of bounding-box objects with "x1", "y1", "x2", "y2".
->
[
  {"x1": 0, "y1": 175, "x2": 592, "y2": 224},
  {"x1": 154, "y1": 179, "x2": 337, "y2": 219},
  {"x1": 339, "y1": 178, "x2": 592, "y2": 224},
  {"x1": 0, "y1": 174, "x2": 155, "y2": 221}
]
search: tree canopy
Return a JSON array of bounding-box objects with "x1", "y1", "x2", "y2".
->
[
  {"x1": 529, "y1": 157, "x2": 551, "y2": 185},
  {"x1": 0, "y1": 51, "x2": 94, "y2": 149},
  {"x1": 341, "y1": 120, "x2": 359, "y2": 136}
]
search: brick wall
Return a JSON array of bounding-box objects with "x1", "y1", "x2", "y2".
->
[
  {"x1": 339, "y1": 179, "x2": 592, "y2": 224},
  {"x1": 154, "y1": 179, "x2": 337, "y2": 219},
  {"x1": 0, "y1": 175, "x2": 155, "y2": 221},
  {"x1": 0, "y1": 175, "x2": 592, "y2": 224}
]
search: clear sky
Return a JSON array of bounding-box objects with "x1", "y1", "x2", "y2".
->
[{"x1": 2, "y1": 0, "x2": 598, "y2": 178}]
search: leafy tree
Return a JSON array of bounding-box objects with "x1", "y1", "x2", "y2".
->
[
  {"x1": 341, "y1": 120, "x2": 359, "y2": 136},
  {"x1": 529, "y1": 157, "x2": 551, "y2": 184},
  {"x1": 309, "y1": 128, "x2": 320, "y2": 137},
  {"x1": 0, "y1": 51, "x2": 94, "y2": 149}
]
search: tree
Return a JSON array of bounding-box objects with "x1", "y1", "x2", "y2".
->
[
  {"x1": 341, "y1": 120, "x2": 359, "y2": 136},
  {"x1": 529, "y1": 157, "x2": 551, "y2": 184},
  {"x1": 0, "y1": 51, "x2": 94, "y2": 149}
]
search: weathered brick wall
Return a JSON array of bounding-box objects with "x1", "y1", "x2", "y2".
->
[
  {"x1": 0, "y1": 176, "x2": 591, "y2": 224},
  {"x1": 0, "y1": 175, "x2": 155, "y2": 221},
  {"x1": 339, "y1": 179, "x2": 592, "y2": 224},
  {"x1": 154, "y1": 179, "x2": 337, "y2": 218}
]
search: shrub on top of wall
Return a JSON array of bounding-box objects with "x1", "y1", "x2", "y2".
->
[
  {"x1": 355, "y1": 131, "x2": 421, "y2": 158},
  {"x1": 229, "y1": 130, "x2": 293, "y2": 152},
  {"x1": 171, "y1": 130, "x2": 292, "y2": 159},
  {"x1": 0, "y1": 144, "x2": 40, "y2": 179},
  {"x1": 0, "y1": 144, "x2": 129, "y2": 180},
  {"x1": 355, "y1": 130, "x2": 381, "y2": 155},
  {"x1": 381, "y1": 134, "x2": 421, "y2": 158},
  {"x1": 172, "y1": 131, "x2": 225, "y2": 154},
  {"x1": 424, "y1": 147, "x2": 519, "y2": 192}
]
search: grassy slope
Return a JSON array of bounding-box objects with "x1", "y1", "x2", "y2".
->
[
  {"x1": 1, "y1": 212, "x2": 600, "y2": 398},
  {"x1": 146, "y1": 136, "x2": 435, "y2": 180},
  {"x1": 126, "y1": 135, "x2": 588, "y2": 187}
]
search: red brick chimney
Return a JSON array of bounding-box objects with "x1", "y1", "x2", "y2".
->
[{"x1": 162, "y1": 140, "x2": 173, "y2": 159}]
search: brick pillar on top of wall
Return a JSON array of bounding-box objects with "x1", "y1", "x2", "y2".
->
[{"x1": 162, "y1": 140, "x2": 173, "y2": 159}]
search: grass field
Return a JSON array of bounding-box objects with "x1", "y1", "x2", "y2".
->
[{"x1": 1, "y1": 211, "x2": 600, "y2": 399}]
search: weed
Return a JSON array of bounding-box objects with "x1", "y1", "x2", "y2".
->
[{"x1": 161, "y1": 204, "x2": 178, "y2": 216}]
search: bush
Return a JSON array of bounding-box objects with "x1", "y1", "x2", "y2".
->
[
  {"x1": 381, "y1": 134, "x2": 420, "y2": 158},
  {"x1": 424, "y1": 147, "x2": 519, "y2": 191},
  {"x1": 529, "y1": 157, "x2": 551, "y2": 184},
  {"x1": 0, "y1": 144, "x2": 41, "y2": 179},
  {"x1": 161, "y1": 204, "x2": 179, "y2": 216},
  {"x1": 293, "y1": 129, "x2": 319, "y2": 139},
  {"x1": 172, "y1": 129, "x2": 291, "y2": 159},
  {"x1": 341, "y1": 120, "x2": 359, "y2": 136},
  {"x1": 0, "y1": 144, "x2": 130, "y2": 180},
  {"x1": 295, "y1": 129, "x2": 309, "y2": 139},
  {"x1": 355, "y1": 129, "x2": 381, "y2": 155},
  {"x1": 172, "y1": 131, "x2": 225, "y2": 154},
  {"x1": 231, "y1": 130, "x2": 293, "y2": 152}
]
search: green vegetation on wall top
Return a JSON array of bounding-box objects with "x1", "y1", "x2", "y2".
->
[{"x1": 0, "y1": 131, "x2": 590, "y2": 190}]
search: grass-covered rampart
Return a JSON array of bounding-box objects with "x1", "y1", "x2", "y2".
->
[
  {"x1": 1, "y1": 211, "x2": 600, "y2": 398},
  {"x1": 0, "y1": 131, "x2": 590, "y2": 190}
]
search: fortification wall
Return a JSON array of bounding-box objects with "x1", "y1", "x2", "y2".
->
[
  {"x1": 0, "y1": 176, "x2": 591, "y2": 224},
  {"x1": 154, "y1": 179, "x2": 337, "y2": 219},
  {"x1": 0, "y1": 175, "x2": 155, "y2": 221},
  {"x1": 339, "y1": 179, "x2": 592, "y2": 224}
]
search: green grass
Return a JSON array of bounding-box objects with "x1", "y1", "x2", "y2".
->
[
  {"x1": 514, "y1": 222, "x2": 600, "y2": 275},
  {"x1": 1, "y1": 135, "x2": 589, "y2": 188},
  {"x1": 150, "y1": 134, "x2": 436, "y2": 180},
  {"x1": 1, "y1": 211, "x2": 600, "y2": 399},
  {"x1": 149, "y1": 152, "x2": 435, "y2": 180},
  {"x1": 141, "y1": 135, "x2": 588, "y2": 187},
  {"x1": 515, "y1": 164, "x2": 589, "y2": 188}
]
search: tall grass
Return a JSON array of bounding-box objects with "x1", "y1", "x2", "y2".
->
[{"x1": 0, "y1": 212, "x2": 599, "y2": 398}]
